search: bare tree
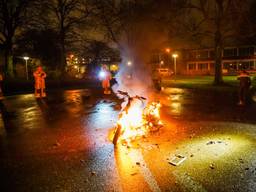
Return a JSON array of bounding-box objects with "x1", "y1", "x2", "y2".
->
[
  {"x1": 181, "y1": 0, "x2": 249, "y2": 84},
  {"x1": 42, "y1": 0, "x2": 93, "y2": 73},
  {"x1": 0, "y1": 0, "x2": 31, "y2": 78},
  {"x1": 94, "y1": 0, "x2": 169, "y2": 64}
]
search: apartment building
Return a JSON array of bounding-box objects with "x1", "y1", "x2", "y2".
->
[{"x1": 184, "y1": 46, "x2": 256, "y2": 75}]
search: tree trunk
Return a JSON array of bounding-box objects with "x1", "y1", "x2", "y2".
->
[
  {"x1": 213, "y1": 0, "x2": 224, "y2": 85},
  {"x1": 4, "y1": 43, "x2": 14, "y2": 78},
  {"x1": 214, "y1": 30, "x2": 223, "y2": 85},
  {"x1": 59, "y1": 32, "x2": 67, "y2": 75}
]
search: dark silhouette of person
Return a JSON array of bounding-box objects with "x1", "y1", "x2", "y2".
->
[{"x1": 237, "y1": 70, "x2": 251, "y2": 106}]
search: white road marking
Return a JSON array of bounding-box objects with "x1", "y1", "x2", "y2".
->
[
  {"x1": 130, "y1": 149, "x2": 162, "y2": 192},
  {"x1": 173, "y1": 171, "x2": 207, "y2": 192}
]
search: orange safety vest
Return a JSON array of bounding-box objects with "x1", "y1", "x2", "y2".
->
[
  {"x1": 102, "y1": 71, "x2": 112, "y2": 88},
  {"x1": 33, "y1": 71, "x2": 46, "y2": 89}
]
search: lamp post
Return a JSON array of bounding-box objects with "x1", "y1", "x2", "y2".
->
[
  {"x1": 23, "y1": 56, "x2": 29, "y2": 80},
  {"x1": 127, "y1": 61, "x2": 132, "y2": 78},
  {"x1": 165, "y1": 48, "x2": 171, "y2": 68},
  {"x1": 172, "y1": 54, "x2": 178, "y2": 80}
]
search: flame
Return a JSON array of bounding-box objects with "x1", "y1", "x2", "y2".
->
[{"x1": 116, "y1": 100, "x2": 162, "y2": 145}]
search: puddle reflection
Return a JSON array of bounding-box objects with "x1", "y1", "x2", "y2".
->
[
  {"x1": 162, "y1": 88, "x2": 184, "y2": 115},
  {"x1": 87, "y1": 101, "x2": 118, "y2": 130}
]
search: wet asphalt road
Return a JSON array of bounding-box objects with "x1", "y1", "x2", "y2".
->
[{"x1": 0, "y1": 88, "x2": 256, "y2": 192}]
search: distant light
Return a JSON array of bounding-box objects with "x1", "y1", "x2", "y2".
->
[
  {"x1": 127, "y1": 61, "x2": 132, "y2": 66},
  {"x1": 110, "y1": 64, "x2": 118, "y2": 71},
  {"x1": 23, "y1": 56, "x2": 29, "y2": 60},
  {"x1": 165, "y1": 48, "x2": 170, "y2": 53},
  {"x1": 99, "y1": 71, "x2": 106, "y2": 78},
  {"x1": 74, "y1": 65, "x2": 78, "y2": 69},
  {"x1": 160, "y1": 60, "x2": 164, "y2": 65},
  {"x1": 172, "y1": 54, "x2": 178, "y2": 58}
]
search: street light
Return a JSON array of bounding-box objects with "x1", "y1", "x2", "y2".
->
[
  {"x1": 160, "y1": 60, "x2": 164, "y2": 68},
  {"x1": 172, "y1": 54, "x2": 178, "y2": 79},
  {"x1": 23, "y1": 56, "x2": 29, "y2": 80},
  {"x1": 127, "y1": 61, "x2": 132, "y2": 79},
  {"x1": 127, "y1": 61, "x2": 132, "y2": 66}
]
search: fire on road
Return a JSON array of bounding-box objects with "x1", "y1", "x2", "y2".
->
[{"x1": 0, "y1": 89, "x2": 256, "y2": 192}]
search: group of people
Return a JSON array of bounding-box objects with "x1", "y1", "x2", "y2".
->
[{"x1": 0, "y1": 65, "x2": 253, "y2": 105}]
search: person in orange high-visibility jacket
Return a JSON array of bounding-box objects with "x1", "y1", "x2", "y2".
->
[
  {"x1": 33, "y1": 66, "x2": 47, "y2": 98},
  {"x1": 101, "y1": 65, "x2": 112, "y2": 95}
]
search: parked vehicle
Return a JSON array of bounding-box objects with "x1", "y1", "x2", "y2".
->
[{"x1": 155, "y1": 68, "x2": 173, "y2": 77}]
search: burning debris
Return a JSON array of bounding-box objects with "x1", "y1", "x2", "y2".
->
[{"x1": 112, "y1": 90, "x2": 163, "y2": 146}]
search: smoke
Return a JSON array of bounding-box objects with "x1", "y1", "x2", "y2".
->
[
  {"x1": 112, "y1": 21, "x2": 167, "y2": 100},
  {"x1": 112, "y1": 52, "x2": 152, "y2": 98}
]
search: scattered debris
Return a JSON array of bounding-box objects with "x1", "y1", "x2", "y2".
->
[
  {"x1": 53, "y1": 142, "x2": 61, "y2": 147},
  {"x1": 168, "y1": 154, "x2": 187, "y2": 166},
  {"x1": 206, "y1": 141, "x2": 215, "y2": 145},
  {"x1": 189, "y1": 134, "x2": 195, "y2": 139},
  {"x1": 80, "y1": 159, "x2": 85, "y2": 164},
  {"x1": 131, "y1": 172, "x2": 138, "y2": 176},
  {"x1": 239, "y1": 159, "x2": 244, "y2": 164},
  {"x1": 210, "y1": 164, "x2": 215, "y2": 169}
]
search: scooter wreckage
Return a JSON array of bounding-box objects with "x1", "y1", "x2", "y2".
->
[{"x1": 112, "y1": 90, "x2": 163, "y2": 146}]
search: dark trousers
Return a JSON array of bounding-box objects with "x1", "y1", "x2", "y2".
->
[{"x1": 239, "y1": 86, "x2": 249, "y2": 104}]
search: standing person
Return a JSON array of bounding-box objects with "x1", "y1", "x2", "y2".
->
[
  {"x1": 237, "y1": 70, "x2": 251, "y2": 106},
  {"x1": 0, "y1": 71, "x2": 4, "y2": 100},
  {"x1": 33, "y1": 66, "x2": 47, "y2": 98},
  {"x1": 101, "y1": 65, "x2": 112, "y2": 95},
  {"x1": 152, "y1": 69, "x2": 162, "y2": 91}
]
